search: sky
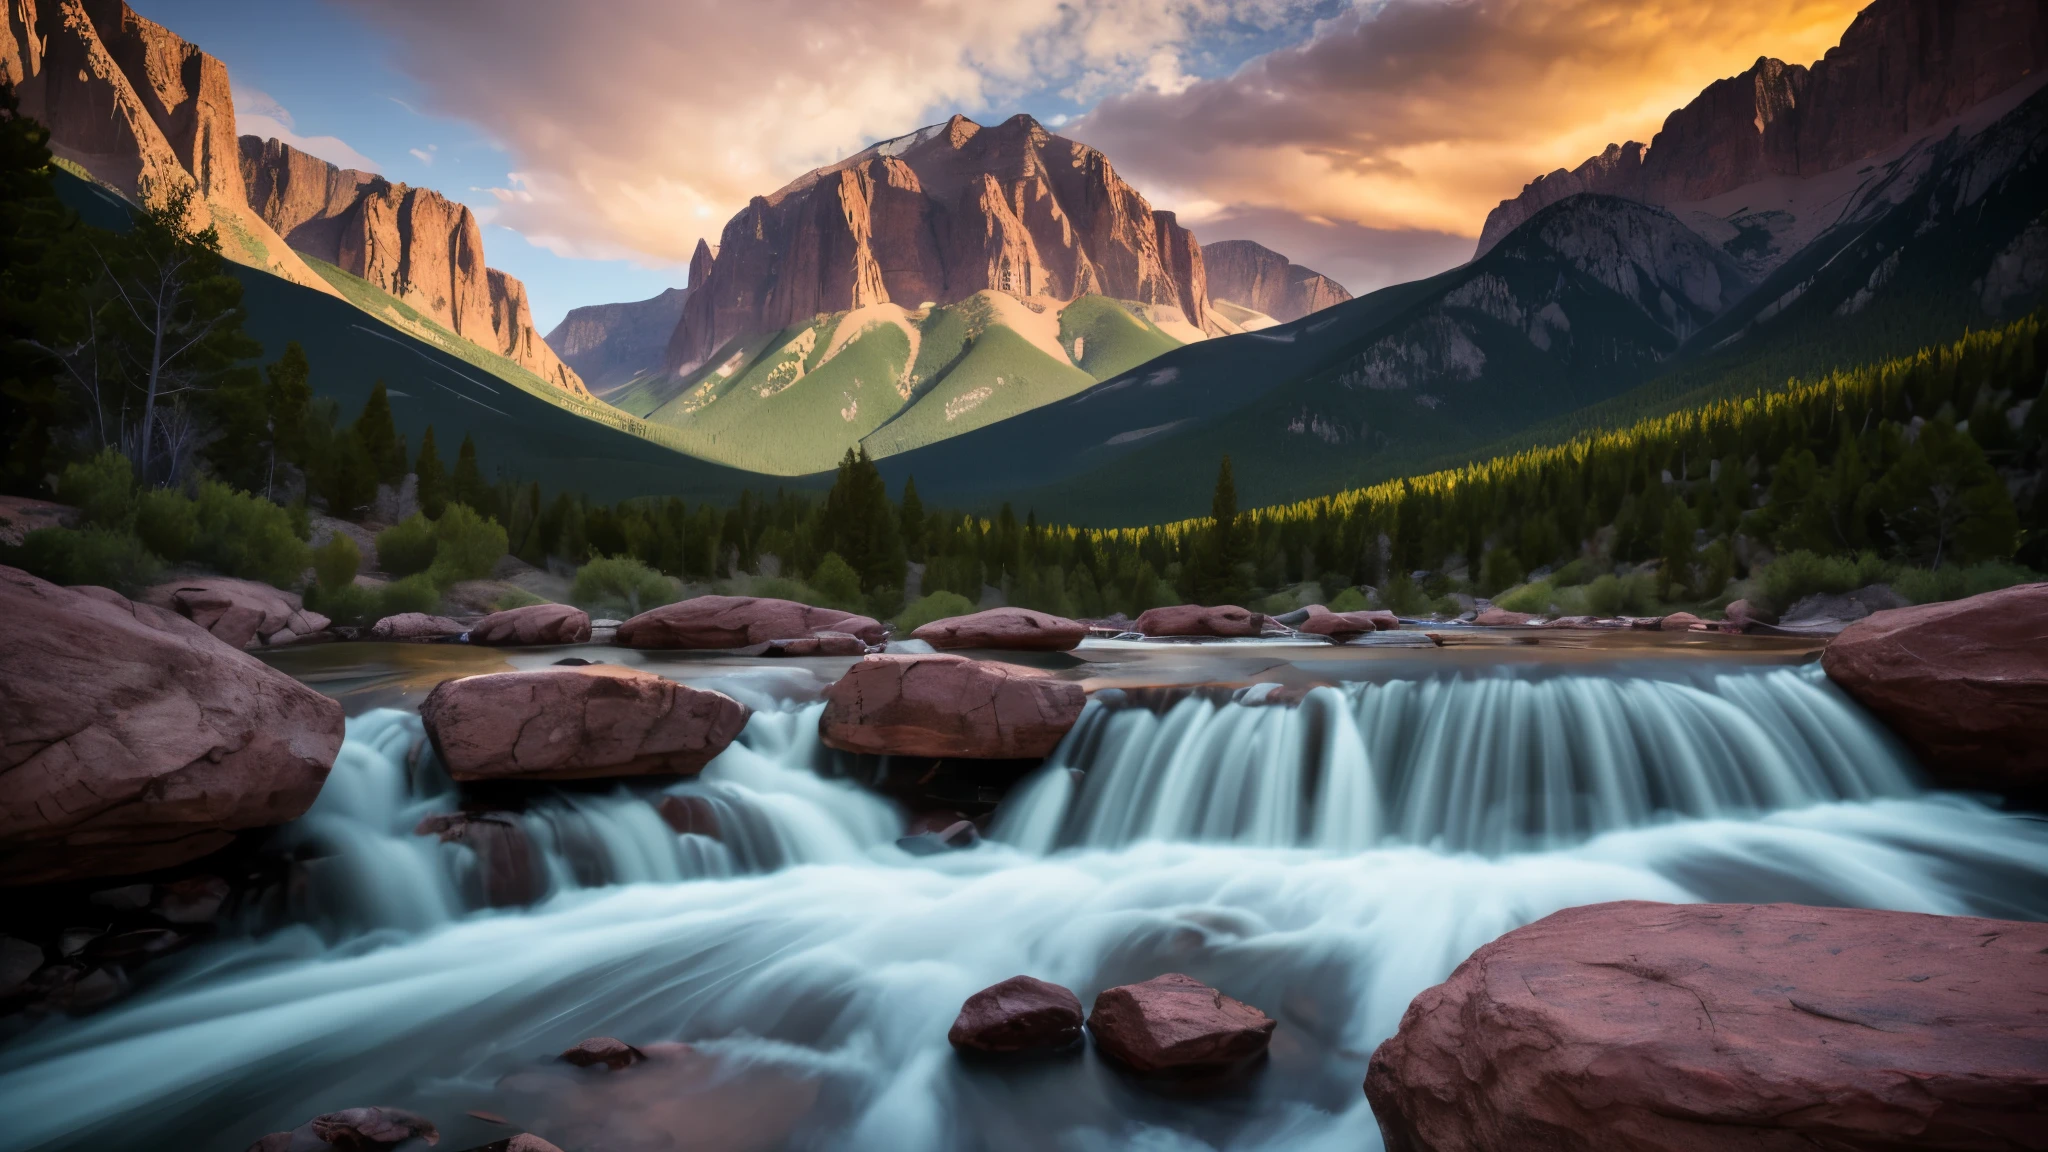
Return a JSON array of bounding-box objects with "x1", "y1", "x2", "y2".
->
[{"x1": 135, "y1": 0, "x2": 1870, "y2": 332}]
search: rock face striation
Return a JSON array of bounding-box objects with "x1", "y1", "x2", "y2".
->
[
  {"x1": 667, "y1": 114, "x2": 1216, "y2": 370},
  {"x1": 819, "y1": 653, "x2": 1085, "y2": 759},
  {"x1": 1821, "y1": 582, "x2": 2048, "y2": 800},
  {"x1": 420, "y1": 665, "x2": 749, "y2": 782},
  {"x1": 1363, "y1": 900, "x2": 2048, "y2": 1152},
  {"x1": 1478, "y1": 0, "x2": 2048, "y2": 252},
  {"x1": 238, "y1": 136, "x2": 587, "y2": 396},
  {"x1": 545, "y1": 285, "x2": 692, "y2": 394},
  {"x1": 1201, "y1": 239, "x2": 1353, "y2": 323},
  {"x1": 0, "y1": 566, "x2": 343, "y2": 885}
]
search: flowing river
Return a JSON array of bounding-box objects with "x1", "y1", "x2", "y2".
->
[{"x1": 3, "y1": 639, "x2": 2045, "y2": 1152}]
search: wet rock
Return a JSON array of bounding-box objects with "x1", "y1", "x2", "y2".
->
[
  {"x1": 88, "y1": 883, "x2": 154, "y2": 911},
  {"x1": 560, "y1": 1036, "x2": 646, "y2": 1071},
  {"x1": 456, "y1": 1138, "x2": 563, "y2": 1152},
  {"x1": 1269, "y1": 604, "x2": 1330, "y2": 627},
  {"x1": 497, "y1": 1040, "x2": 816, "y2": 1152},
  {"x1": 656, "y1": 795, "x2": 722, "y2": 839},
  {"x1": 911, "y1": 607, "x2": 1088, "y2": 651},
  {"x1": 154, "y1": 874, "x2": 232, "y2": 924},
  {"x1": 819, "y1": 654, "x2": 1085, "y2": 759},
  {"x1": 1133, "y1": 605, "x2": 1264, "y2": 638},
  {"x1": 763, "y1": 631, "x2": 869, "y2": 657},
  {"x1": 1821, "y1": 582, "x2": 2048, "y2": 800},
  {"x1": 87, "y1": 928, "x2": 186, "y2": 963},
  {"x1": 413, "y1": 813, "x2": 540, "y2": 907},
  {"x1": 1472, "y1": 608, "x2": 1536, "y2": 626},
  {"x1": 897, "y1": 820, "x2": 980, "y2": 855},
  {"x1": 144, "y1": 577, "x2": 328, "y2": 649},
  {"x1": 616, "y1": 595, "x2": 883, "y2": 650},
  {"x1": 1723, "y1": 598, "x2": 1763, "y2": 632},
  {"x1": 949, "y1": 975, "x2": 1084, "y2": 1054},
  {"x1": 1656, "y1": 611, "x2": 1708, "y2": 631},
  {"x1": 1087, "y1": 973, "x2": 1275, "y2": 1074},
  {"x1": 57, "y1": 928, "x2": 98, "y2": 958},
  {"x1": 1364, "y1": 901, "x2": 2048, "y2": 1152},
  {"x1": 0, "y1": 566, "x2": 343, "y2": 885},
  {"x1": 467, "y1": 603, "x2": 590, "y2": 647},
  {"x1": 421, "y1": 666, "x2": 749, "y2": 782},
  {"x1": 248, "y1": 1106, "x2": 441, "y2": 1151},
  {"x1": 369, "y1": 612, "x2": 468, "y2": 641},
  {"x1": 1296, "y1": 610, "x2": 1399, "y2": 640},
  {"x1": 0, "y1": 935, "x2": 42, "y2": 996}
]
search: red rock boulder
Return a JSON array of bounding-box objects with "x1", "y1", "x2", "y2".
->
[
  {"x1": 819, "y1": 654, "x2": 1084, "y2": 759},
  {"x1": 420, "y1": 666, "x2": 749, "y2": 782},
  {"x1": 1657, "y1": 611, "x2": 1708, "y2": 631},
  {"x1": 1821, "y1": 583, "x2": 2048, "y2": 799},
  {"x1": 949, "y1": 975, "x2": 1084, "y2": 1054},
  {"x1": 414, "y1": 812, "x2": 540, "y2": 907},
  {"x1": 763, "y1": 631, "x2": 869, "y2": 656},
  {"x1": 1088, "y1": 973, "x2": 1275, "y2": 1074},
  {"x1": 912, "y1": 607, "x2": 1088, "y2": 651},
  {"x1": 144, "y1": 577, "x2": 329, "y2": 648},
  {"x1": 1133, "y1": 605, "x2": 1264, "y2": 638},
  {"x1": 468, "y1": 603, "x2": 590, "y2": 646},
  {"x1": 0, "y1": 567, "x2": 343, "y2": 885},
  {"x1": 1364, "y1": 901, "x2": 2048, "y2": 1152},
  {"x1": 1296, "y1": 610, "x2": 1399, "y2": 640},
  {"x1": 369, "y1": 612, "x2": 467, "y2": 641},
  {"x1": 616, "y1": 595, "x2": 883, "y2": 649}
]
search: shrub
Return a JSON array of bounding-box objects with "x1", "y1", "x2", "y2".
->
[
  {"x1": 58, "y1": 450, "x2": 135, "y2": 527},
  {"x1": 1478, "y1": 547, "x2": 1524, "y2": 595},
  {"x1": 15, "y1": 527, "x2": 163, "y2": 595},
  {"x1": 746, "y1": 575, "x2": 821, "y2": 603},
  {"x1": 1551, "y1": 558, "x2": 1599, "y2": 587},
  {"x1": 1756, "y1": 550, "x2": 1892, "y2": 614},
  {"x1": 809, "y1": 552, "x2": 864, "y2": 612},
  {"x1": 377, "y1": 573, "x2": 442, "y2": 617},
  {"x1": 189, "y1": 482, "x2": 310, "y2": 587},
  {"x1": 1492, "y1": 580, "x2": 1556, "y2": 614},
  {"x1": 376, "y1": 514, "x2": 438, "y2": 578},
  {"x1": 1892, "y1": 561, "x2": 2039, "y2": 605},
  {"x1": 1380, "y1": 572, "x2": 1434, "y2": 616},
  {"x1": 133, "y1": 488, "x2": 197, "y2": 562},
  {"x1": 311, "y1": 533, "x2": 360, "y2": 591},
  {"x1": 1326, "y1": 586, "x2": 1370, "y2": 613},
  {"x1": 306, "y1": 581, "x2": 377, "y2": 628},
  {"x1": 493, "y1": 587, "x2": 546, "y2": 611},
  {"x1": 896, "y1": 590, "x2": 976, "y2": 634},
  {"x1": 572, "y1": 556, "x2": 677, "y2": 616},
  {"x1": 426, "y1": 503, "x2": 507, "y2": 586}
]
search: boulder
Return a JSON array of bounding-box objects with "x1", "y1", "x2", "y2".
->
[
  {"x1": 1472, "y1": 608, "x2": 1536, "y2": 626},
  {"x1": 1296, "y1": 610, "x2": 1399, "y2": 640},
  {"x1": 1820, "y1": 583, "x2": 2048, "y2": 798},
  {"x1": 0, "y1": 494, "x2": 78, "y2": 546},
  {"x1": 764, "y1": 631, "x2": 869, "y2": 657},
  {"x1": 616, "y1": 596, "x2": 883, "y2": 650},
  {"x1": 0, "y1": 567, "x2": 343, "y2": 885},
  {"x1": 1087, "y1": 973, "x2": 1275, "y2": 1074},
  {"x1": 560, "y1": 1036, "x2": 646, "y2": 1071},
  {"x1": 420, "y1": 666, "x2": 749, "y2": 782},
  {"x1": 467, "y1": 603, "x2": 590, "y2": 647},
  {"x1": 414, "y1": 813, "x2": 541, "y2": 906},
  {"x1": 819, "y1": 654, "x2": 1085, "y2": 759},
  {"x1": 949, "y1": 975, "x2": 1084, "y2": 1054},
  {"x1": 655, "y1": 795, "x2": 723, "y2": 839},
  {"x1": 144, "y1": 577, "x2": 328, "y2": 649},
  {"x1": 912, "y1": 607, "x2": 1088, "y2": 651},
  {"x1": 369, "y1": 612, "x2": 468, "y2": 641},
  {"x1": 245, "y1": 1106, "x2": 439, "y2": 1152},
  {"x1": 153, "y1": 875, "x2": 232, "y2": 923},
  {"x1": 1723, "y1": 598, "x2": 1763, "y2": 632},
  {"x1": 1364, "y1": 901, "x2": 2048, "y2": 1152},
  {"x1": 1657, "y1": 611, "x2": 1708, "y2": 631},
  {"x1": 1133, "y1": 605, "x2": 1264, "y2": 638}
]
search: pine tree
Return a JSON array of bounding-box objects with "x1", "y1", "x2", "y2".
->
[
  {"x1": 1195, "y1": 456, "x2": 1252, "y2": 605},
  {"x1": 900, "y1": 475, "x2": 926, "y2": 562},
  {"x1": 262, "y1": 342, "x2": 312, "y2": 500},
  {"x1": 354, "y1": 383, "x2": 407, "y2": 486},
  {"x1": 451, "y1": 434, "x2": 487, "y2": 510},
  {"x1": 414, "y1": 425, "x2": 448, "y2": 519}
]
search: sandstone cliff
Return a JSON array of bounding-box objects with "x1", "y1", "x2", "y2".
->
[
  {"x1": 1, "y1": 0, "x2": 334, "y2": 294},
  {"x1": 239, "y1": 136, "x2": 587, "y2": 396},
  {"x1": 545, "y1": 287, "x2": 691, "y2": 393},
  {"x1": 1478, "y1": 0, "x2": 2048, "y2": 253},
  {"x1": 667, "y1": 114, "x2": 1214, "y2": 371},
  {"x1": 1201, "y1": 240, "x2": 1353, "y2": 323}
]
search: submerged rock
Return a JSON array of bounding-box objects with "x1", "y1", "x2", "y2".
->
[
  {"x1": 414, "y1": 813, "x2": 540, "y2": 907},
  {"x1": 0, "y1": 566, "x2": 343, "y2": 885},
  {"x1": 246, "y1": 1106, "x2": 440, "y2": 1151},
  {"x1": 1133, "y1": 604, "x2": 1264, "y2": 638},
  {"x1": 455, "y1": 1137, "x2": 563, "y2": 1152},
  {"x1": 1296, "y1": 610, "x2": 1398, "y2": 640},
  {"x1": 763, "y1": 631, "x2": 869, "y2": 657},
  {"x1": 145, "y1": 577, "x2": 329, "y2": 648},
  {"x1": 1363, "y1": 901, "x2": 2048, "y2": 1152},
  {"x1": 615, "y1": 595, "x2": 883, "y2": 649},
  {"x1": 912, "y1": 607, "x2": 1088, "y2": 651},
  {"x1": 560, "y1": 1036, "x2": 646, "y2": 1071},
  {"x1": 897, "y1": 820, "x2": 980, "y2": 855},
  {"x1": 819, "y1": 654, "x2": 1085, "y2": 759},
  {"x1": 1821, "y1": 582, "x2": 2048, "y2": 799},
  {"x1": 420, "y1": 666, "x2": 748, "y2": 781},
  {"x1": 949, "y1": 975, "x2": 1084, "y2": 1054},
  {"x1": 467, "y1": 603, "x2": 590, "y2": 647},
  {"x1": 1087, "y1": 973, "x2": 1275, "y2": 1074}
]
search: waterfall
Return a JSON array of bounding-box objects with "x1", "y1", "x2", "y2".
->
[{"x1": 995, "y1": 666, "x2": 1917, "y2": 855}]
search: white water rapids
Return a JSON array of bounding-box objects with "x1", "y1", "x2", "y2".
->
[{"x1": 2, "y1": 663, "x2": 2045, "y2": 1152}]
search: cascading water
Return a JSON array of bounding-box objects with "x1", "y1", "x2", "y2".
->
[{"x1": 3, "y1": 661, "x2": 2046, "y2": 1152}]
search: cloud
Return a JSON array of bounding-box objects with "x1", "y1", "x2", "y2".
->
[
  {"x1": 1074, "y1": 0, "x2": 1868, "y2": 254},
  {"x1": 409, "y1": 144, "x2": 438, "y2": 166},
  {"x1": 234, "y1": 86, "x2": 381, "y2": 173},
  {"x1": 331, "y1": 0, "x2": 1322, "y2": 263}
]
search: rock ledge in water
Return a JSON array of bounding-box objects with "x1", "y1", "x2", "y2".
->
[
  {"x1": 421, "y1": 666, "x2": 748, "y2": 781},
  {"x1": 949, "y1": 975, "x2": 1084, "y2": 1054},
  {"x1": 616, "y1": 595, "x2": 883, "y2": 649},
  {"x1": 560, "y1": 1036, "x2": 645, "y2": 1070},
  {"x1": 468, "y1": 603, "x2": 590, "y2": 646},
  {"x1": 1363, "y1": 900, "x2": 2048, "y2": 1152},
  {"x1": 1296, "y1": 610, "x2": 1398, "y2": 639},
  {"x1": 1087, "y1": 973, "x2": 1275, "y2": 1073},
  {"x1": 912, "y1": 607, "x2": 1088, "y2": 651},
  {"x1": 1134, "y1": 604, "x2": 1264, "y2": 638},
  {"x1": 819, "y1": 654, "x2": 1084, "y2": 759}
]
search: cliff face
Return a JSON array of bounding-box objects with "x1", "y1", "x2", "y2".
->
[
  {"x1": 239, "y1": 137, "x2": 586, "y2": 396},
  {"x1": 545, "y1": 287, "x2": 691, "y2": 394},
  {"x1": 1478, "y1": 0, "x2": 2048, "y2": 252},
  {"x1": 667, "y1": 114, "x2": 1213, "y2": 370},
  {"x1": 1202, "y1": 239, "x2": 1353, "y2": 323},
  {"x1": 0, "y1": 0, "x2": 330, "y2": 292}
]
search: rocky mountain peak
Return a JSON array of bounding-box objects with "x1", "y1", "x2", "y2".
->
[
  {"x1": 687, "y1": 239, "x2": 716, "y2": 290},
  {"x1": 1202, "y1": 239, "x2": 1355, "y2": 324}
]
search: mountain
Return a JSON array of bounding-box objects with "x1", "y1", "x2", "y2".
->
[
  {"x1": 238, "y1": 138, "x2": 585, "y2": 396},
  {"x1": 1478, "y1": 0, "x2": 2048, "y2": 257},
  {"x1": 1, "y1": 0, "x2": 333, "y2": 295},
  {"x1": 547, "y1": 286, "x2": 692, "y2": 395},
  {"x1": 1202, "y1": 240, "x2": 1353, "y2": 324}
]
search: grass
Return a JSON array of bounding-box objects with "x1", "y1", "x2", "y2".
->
[
  {"x1": 1057, "y1": 295, "x2": 1182, "y2": 381},
  {"x1": 863, "y1": 324, "x2": 1096, "y2": 458}
]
